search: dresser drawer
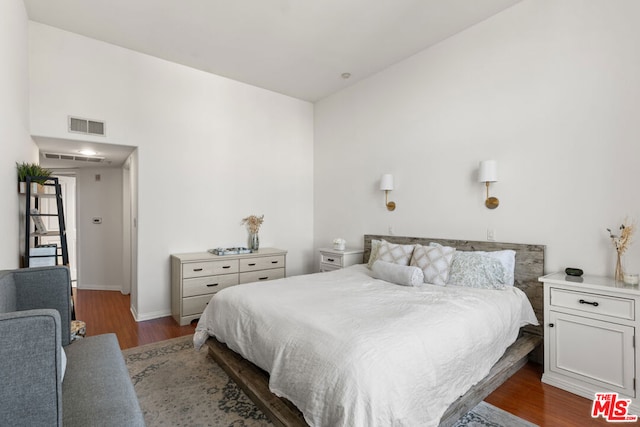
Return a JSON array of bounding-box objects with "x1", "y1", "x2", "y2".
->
[
  {"x1": 239, "y1": 255, "x2": 285, "y2": 272},
  {"x1": 183, "y1": 260, "x2": 239, "y2": 278},
  {"x1": 182, "y1": 294, "x2": 213, "y2": 316},
  {"x1": 320, "y1": 252, "x2": 343, "y2": 267},
  {"x1": 550, "y1": 287, "x2": 635, "y2": 321},
  {"x1": 239, "y1": 268, "x2": 285, "y2": 284},
  {"x1": 183, "y1": 274, "x2": 239, "y2": 297}
]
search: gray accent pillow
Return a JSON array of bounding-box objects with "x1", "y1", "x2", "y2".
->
[
  {"x1": 371, "y1": 260, "x2": 424, "y2": 287},
  {"x1": 448, "y1": 251, "x2": 506, "y2": 289}
]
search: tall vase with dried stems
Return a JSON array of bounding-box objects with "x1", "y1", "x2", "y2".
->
[
  {"x1": 608, "y1": 219, "x2": 635, "y2": 282},
  {"x1": 242, "y1": 214, "x2": 264, "y2": 252},
  {"x1": 615, "y1": 252, "x2": 624, "y2": 282}
]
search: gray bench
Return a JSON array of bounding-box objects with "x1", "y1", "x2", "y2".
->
[{"x1": 0, "y1": 266, "x2": 145, "y2": 426}]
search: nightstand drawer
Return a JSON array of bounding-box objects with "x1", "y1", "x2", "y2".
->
[
  {"x1": 182, "y1": 294, "x2": 213, "y2": 316},
  {"x1": 183, "y1": 260, "x2": 239, "y2": 278},
  {"x1": 320, "y1": 253, "x2": 343, "y2": 267},
  {"x1": 183, "y1": 274, "x2": 239, "y2": 297},
  {"x1": 320, "y1": 263, "x2": 341, "y2": 272},
  {"x1": 239, "y1": 268, "x2": 285, "y2": 284},
  {"x1": 240, "y1": 255, "x2": 285, "y2": 272},
  {"x1": 550, "y1": 288, "x2": 635, "y2": 320}
]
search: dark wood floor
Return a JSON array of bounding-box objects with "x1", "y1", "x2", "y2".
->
[{"x1": 75, "y1": 289, "x2": 611, "y2": 426}]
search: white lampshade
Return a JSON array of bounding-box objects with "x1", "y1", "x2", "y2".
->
[
  {"x1": 380, "y1": 174, "x2": 394, "y2": 191},
  {"x1": 478, "y1": 160, "x2": 498, "y2": 183}
]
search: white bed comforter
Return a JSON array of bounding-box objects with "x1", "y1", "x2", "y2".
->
[{"x1": 194, "y1": 265, "x2": 538, "y2": 427}]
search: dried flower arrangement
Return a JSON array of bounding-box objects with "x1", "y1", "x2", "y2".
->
[
  {"x1": 241, "y1": 214, "x2": 264, "y2": 234},
  {"x1": 607, "y1": 218, "x2": 635, "y2": 281}
]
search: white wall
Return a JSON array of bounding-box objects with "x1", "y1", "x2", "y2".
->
[
  {"x1": 0, "y1": 0, "x2": 38, "y2": 268},
  {"x1": 29, "y1": 23, "x2": 315, "y2": 320},
  {"x1": 74, "y1": 168, "x2": 124, "y2": 290},
  {"x1": 315, "y1": 0, "x2": 640, "y2": 277}
]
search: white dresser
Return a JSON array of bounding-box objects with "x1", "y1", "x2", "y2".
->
[
  {"x1": 318, "y1": 248, "x2": 364, "y2": 272},
  {"x1": 171, "y1": 248, "x2": 287, "y2": 326},
  {"x1": 539, "y1": 272, "x2": 639, "y2": 410}
]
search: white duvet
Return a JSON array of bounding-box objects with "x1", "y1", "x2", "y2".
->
[{"x1": 194, "y1": 265, "x2": 538, "y2": 427}]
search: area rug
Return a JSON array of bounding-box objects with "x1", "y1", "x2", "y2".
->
[{"x1": 123, "y1": 335, "x2": 538, "y2": 427}]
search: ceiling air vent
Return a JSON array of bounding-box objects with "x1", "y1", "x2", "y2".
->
[
  {"x1": 42, "y1": 152, "x2": 105, "y2": 163},
  {"x1": 68, "y1": 116, "x2": 106, "y2": 136}
]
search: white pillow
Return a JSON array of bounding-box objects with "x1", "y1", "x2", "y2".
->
[
  {"x1": 376, "y1": 240, "x2": 415, "y2": 266},
  {"x1": 371, "y1": 260, "x2": 424, "y2": 287},
  {"x1": 409, "y1": 244, "x2": 456, "y2": 286},
  {"x1": 367, "y1": 239, "x2": 382, "y2": 269},
  {"x1": 60, "y1": 346, "x2": 67, "y2": 382}
]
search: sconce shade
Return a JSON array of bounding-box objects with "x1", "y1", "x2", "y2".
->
[
  {"x1": 380, "y1": 174, "x2": 394, "y2": 191},
  {"x1": 478, "y1": 160, "x2": 498, "y2": 183}
]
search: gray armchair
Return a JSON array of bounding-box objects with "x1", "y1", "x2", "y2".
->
[{"x1": 0, "y1": 266, "x2": 145, "y2": 426}]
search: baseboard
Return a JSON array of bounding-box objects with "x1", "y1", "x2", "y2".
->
[
  {"x1": 77, "y1": 284, "x2": 122, "y2": 291},
  {"x1": 130, "y1": 307, "x2": 172, "y2": 322}
]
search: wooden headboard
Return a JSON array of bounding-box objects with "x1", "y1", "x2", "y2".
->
[{"x1": 364, "y1": 235, "x2": 545, "y2": 338}]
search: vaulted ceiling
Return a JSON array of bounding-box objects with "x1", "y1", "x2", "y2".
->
[{"x1": 24, "y1": 0, "x2": 522, "y2": 102}]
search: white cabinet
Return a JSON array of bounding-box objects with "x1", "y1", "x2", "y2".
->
[
  {"x1": 171, "y1": 248, "x2": 287, "y2": 325},
  {"x1": 540, "y1": 273, "x2": 639, "y2": 407},
  {"x1": 318, "y1": 248, "x2": 364, "y2": 272}
]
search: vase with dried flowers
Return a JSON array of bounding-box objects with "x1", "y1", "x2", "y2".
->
[
  {"x1": 241, "y1": 214, "x2": 264, "y2": 251},
  {"x1": 607, "y1": 219, "x2": 635, "y2": 282}
]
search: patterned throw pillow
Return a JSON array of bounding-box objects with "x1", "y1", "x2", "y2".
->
[
  {"x1": 376, "y1": 241, "x2": 415, "y2": 266},
  {"x1": 447, "y1": 252, "x2": 507, "y2": 289},
  {"x1": 367, "y1": 239, "x2": 383, "y2": 269},
  {"x1": 409, "y1": 244, "x2": 456, "y2": 286},
  {"x1": 474, "y1": 250, "x2": 516, "y2": 286}
]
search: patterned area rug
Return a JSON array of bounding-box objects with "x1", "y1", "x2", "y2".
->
[{"x1": 123, "y1": 335, "x2": 538, "y2": 427}]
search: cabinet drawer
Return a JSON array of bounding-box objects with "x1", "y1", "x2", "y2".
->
[
  {"x1": 240, "y1": 255, "x2": 285, "y2": 272},
  {"x1": 182, "y1": 294, "x2": 213, "y2": 316},
  {"x1": 183, "y1": 260, "x2": 239, "y2": 278},
  {"x1": 183, "y1": 274, "x2": 239, "y2": 297},
  {"x1": 239, "y1": 268, "x2": 285, "y2": 284},
  {"x1": 320, "y1": 252, "x2": 343, "y2": 267},
  {"x1": 550, "y1": 287, "x2": 634, "y2": 321}
]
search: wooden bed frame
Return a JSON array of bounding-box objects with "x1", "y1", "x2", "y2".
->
[{"x1": 207, "y1": 235, "x2": 545, "y2": 427}]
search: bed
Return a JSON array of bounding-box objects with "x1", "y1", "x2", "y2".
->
[{"x1": 194, "y1": 235, "x2": 544, "y2": 427}]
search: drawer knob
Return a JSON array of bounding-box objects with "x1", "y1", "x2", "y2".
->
[
  {"x1": 327, "y1": 258, "x2": 335, "y2": 262},
  {"x1": 222, "y1": 265, "x2": 231, "y2": 269},
  {"x1": 258, "y1": 277, "x2": 269, "y2": 280},
  {"x1": 549, "y1": 323, "x2": 554, "y2": 327},
  {"x1": 248, "y1": 263, "x2": 256, "y2": 266},
  {"x1": 206, "y1": 283, "x2": 219, "y2": 287},
  {"x1": 579, "y1": 299, "x2": 599, "y2": 307},
  {"x1": 271, "y1": 261, "x2": 278, "y2": 264},
  {"x1": 193, "y1": 268, "x2": 203, "y2": 272}
]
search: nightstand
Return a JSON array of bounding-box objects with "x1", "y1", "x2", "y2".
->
[
  {"x1": 539, "y1": 272, "x2": 640, "y2": 410},
  {"x1": 318, "y1": 248, "x2": 364, "y2": 272}
]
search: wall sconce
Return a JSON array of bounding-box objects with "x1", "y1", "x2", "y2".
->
[
  {"x1": 478, "y1": 160, "x2": 499, "y2": 209},
  {"x1": 380, "y1": 174, "x2": 396, "y2": 211}
]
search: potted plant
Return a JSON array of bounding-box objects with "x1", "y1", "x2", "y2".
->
[{"x1": 16, "y1": 162, "x2": 52, "y2": 193}]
